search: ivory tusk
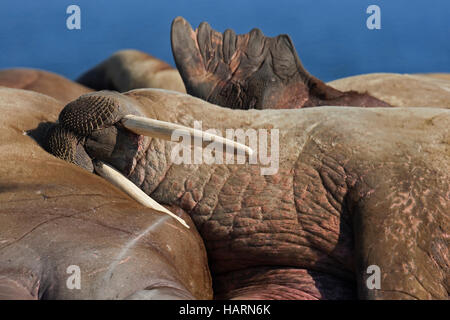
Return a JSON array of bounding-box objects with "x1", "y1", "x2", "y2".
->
[
  {"x1": 93, "y1": 160, "x2": 189, "y2": 229},
  {"x1": 121, "y1": 115, "x2": 253, "y2": 156}
]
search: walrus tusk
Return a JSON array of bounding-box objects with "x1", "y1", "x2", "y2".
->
[
  {"x1": 93, "y1": 160, "x2": 190, "y2": 229},
  {"x1": 121, "y1": 115, "x2": 253, "y2": 156}
]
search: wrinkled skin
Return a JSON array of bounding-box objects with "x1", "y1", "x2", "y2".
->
[
  {"x1": 33, "y1": 87, "x2": 449, "y2": 300},
  {"x1": 171, "y1": 17, "x2": 391, "y2": 110},
  {"x1": 0, "y1": 87, "x2": 212, "y2": 300}
]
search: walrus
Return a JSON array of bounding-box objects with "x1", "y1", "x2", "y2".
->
[
  {"x1": 33, "y1": 88, "x2": 448, "y2": 300},
  {"x1": 329, "y1": 73, "x2": 450, "y2": 109},
  {"x1": 71, "y1": 17, "x2": 391, "y2": 110},
  {"x1": 0, "y1": 18, "x2": 448, "y2": 300}
]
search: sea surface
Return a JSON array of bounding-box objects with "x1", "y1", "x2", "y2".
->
[{"x1": 0, "y1": 0, "x2": 449, "y2": 82}]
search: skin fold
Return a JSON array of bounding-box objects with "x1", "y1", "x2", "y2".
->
[
  {"x1": 26, "y1": 87, "x2": 448, "y2": 300},
  {"x1": 0, "y1": 87, "x2": 212, "y2": 300}
]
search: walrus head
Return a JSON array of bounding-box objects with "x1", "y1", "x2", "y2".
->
[{"x1": 37, "y1": 91, "x2": 252, "y2": 228}]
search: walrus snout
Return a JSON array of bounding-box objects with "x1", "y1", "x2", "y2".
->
[{"x1": 44, "y1": 91, "x2": 148, "y2": 175}]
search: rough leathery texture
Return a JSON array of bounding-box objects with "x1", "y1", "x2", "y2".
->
[
  {"x1": 45, "y1": 124, "x2": 79, "y2": 163},
  {"x1": 32, "y1": 86, "x2": 449, "y2": 299},
  {"x1": 171, "y1": 17, "x2": 391, "y2": 110},
  {"x1": 214, "y1": 267, "x2": 355, "y2": 299},
  {"x1": 121, "y1": 89, "x2": 449, "y2": 299}
]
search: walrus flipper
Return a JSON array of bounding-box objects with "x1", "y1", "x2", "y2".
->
[{"x1": 171, "y1": 17, "x2": 391, "y2": 109}]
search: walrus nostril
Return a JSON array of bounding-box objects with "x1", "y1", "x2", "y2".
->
[{"x1": 59, "y1": 94, "x2": 120, "y2": 136}]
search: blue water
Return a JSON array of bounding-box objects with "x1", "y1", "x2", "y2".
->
[{"x1": 0, "y1": 0, "x2": 449, "y2": 82}]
